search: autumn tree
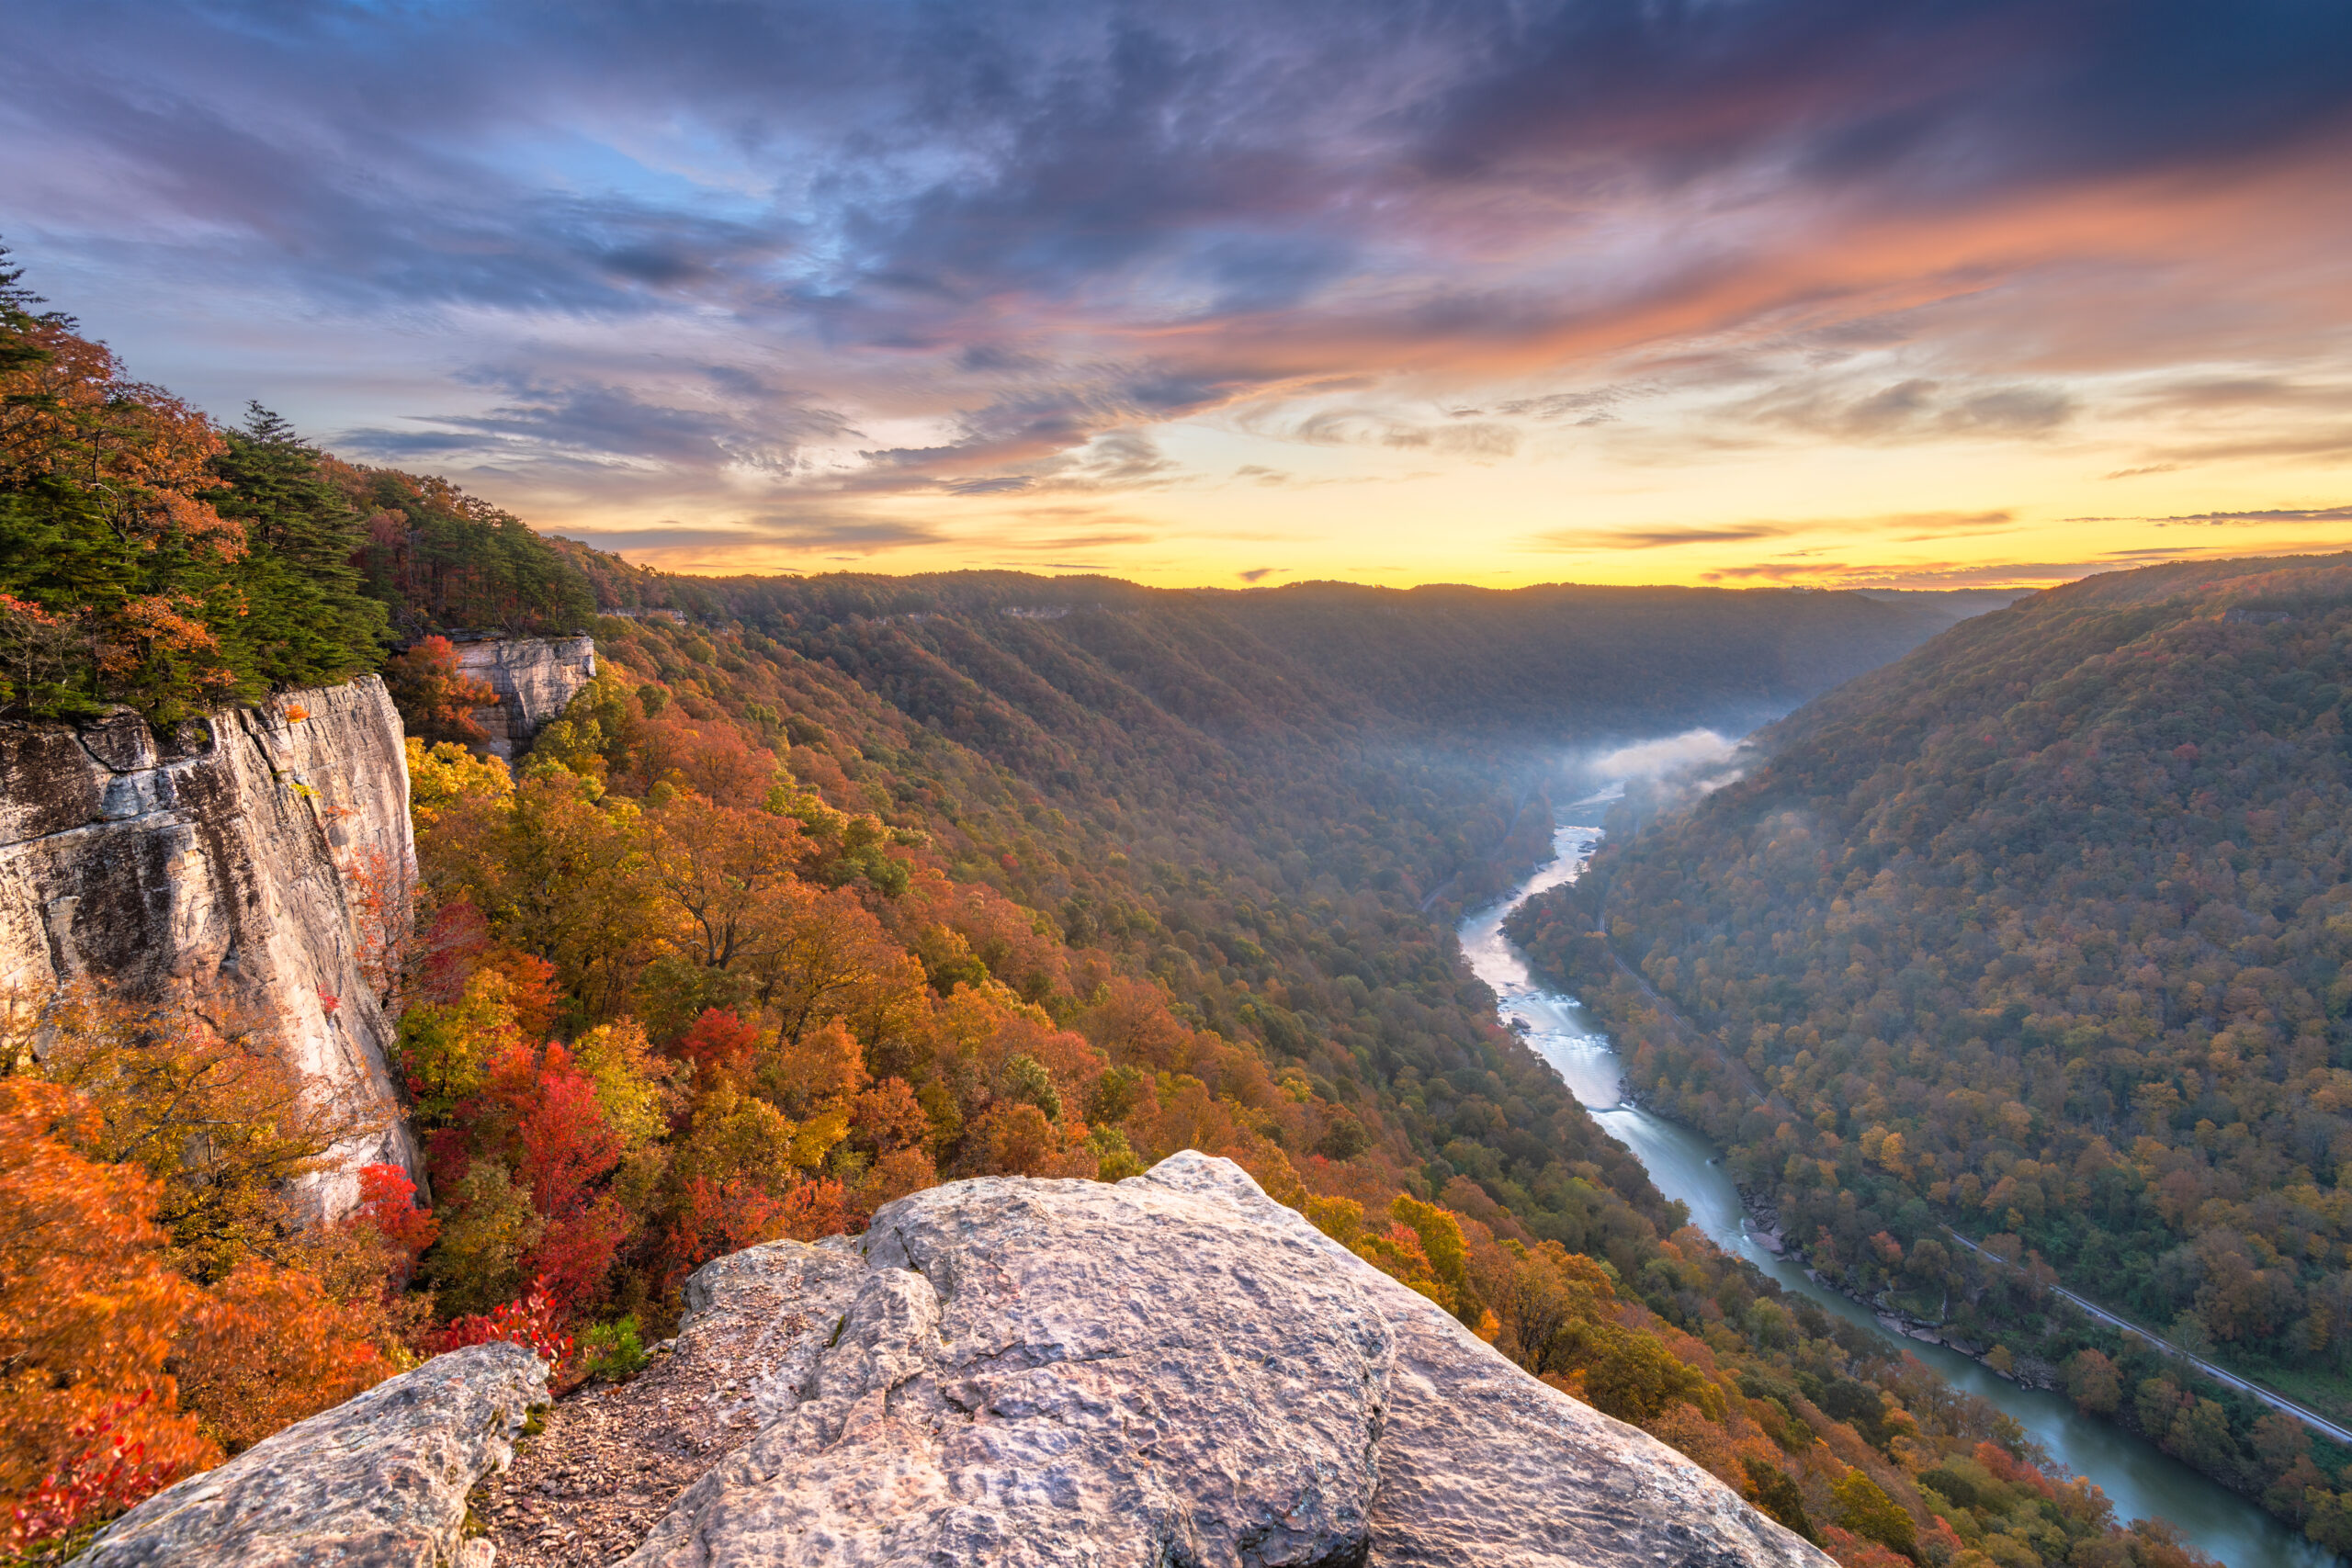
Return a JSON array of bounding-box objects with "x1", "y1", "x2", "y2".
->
[
  {"x1": 0, "y1": 1078, "x2": 213, "y2": 1538},
  {"x1": 383, "y1": 636, "x2": 498, "y2": 747}
]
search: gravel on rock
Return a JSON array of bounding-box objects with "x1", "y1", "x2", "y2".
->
[{"x1": 469, "y1": 1238, "x2": 860, "y2": 1568}]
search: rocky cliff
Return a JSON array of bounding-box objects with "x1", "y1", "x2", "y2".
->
[
  {"x1": 453, "y1": 636, "x2": 596, "y2": 761},
  {"x1": 0, "y1": 677, "x2": 419, "y2": 1211},
  {"x1": 96, "y1": 1153, "x2": 1830, "y2": 1568}
]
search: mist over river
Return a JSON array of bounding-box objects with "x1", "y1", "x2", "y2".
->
[{"x1": 1460, "y1": 784, "x2": 2330, "y2": 1568}]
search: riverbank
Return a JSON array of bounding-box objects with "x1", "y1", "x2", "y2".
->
[
  {"x1": 1462, "y1": 796, "x2": 2336, "y2": 1568},
  {"x1": 1731, "y1": 1185, "x2": 2054, "y2": 1388}
]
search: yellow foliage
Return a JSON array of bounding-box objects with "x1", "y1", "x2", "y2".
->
[
  {"x1": 404, "y1": 737, "x2": 512, "y2": 825},
  {"x1": 24, "y1": 987, "x2": 382, "y2": 1283},
  {"x1": 1306, "y1": 1194, "x2": 1366, "y2": 1247},
  {"x1": 570, "y1": 1017, "x2": 678, "y2": 1149}
]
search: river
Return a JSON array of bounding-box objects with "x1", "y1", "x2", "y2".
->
[{"x1": 1459, "y1": 786, "x2": 2331, "y2": 1568}]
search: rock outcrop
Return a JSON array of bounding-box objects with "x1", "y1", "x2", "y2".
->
[
  {"x1": 453, "y1": 636, "x2": 596, "y2": 761},
  {"x1": 0, "y1": 678, "x2": 418, "y2": 1209},
  {"x1": 625, "y1": 1151, "x2": 1826, "y2": 1567},
  {"x1": 88, "y1": 1154, "x2": 1830, "y2": 1567},
  {"x1": 85, "y1": 1342, "x2": 547, "y2": 1568}
]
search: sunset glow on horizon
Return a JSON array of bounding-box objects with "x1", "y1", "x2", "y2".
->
[{"x1": 7, "y1": 1, "x2": 2350, "y2": 591}]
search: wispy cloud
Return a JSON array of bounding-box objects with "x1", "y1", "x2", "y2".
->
[{"x1": 1528, "y1": 511, "x2": 2017, "y2": 553}]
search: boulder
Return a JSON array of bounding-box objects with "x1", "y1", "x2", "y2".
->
[
  {"x1": 85, "y1": 1342, "x2": 547, "y2": 1568},
  {"x1": 625, "y1": 1152, "x2": 1826, "y2": 1567}
]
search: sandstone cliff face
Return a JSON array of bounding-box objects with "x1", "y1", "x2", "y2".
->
[
  {"x1": 96, "y1": 1154, "x2": 1830, "y2": 1568},
  {"x1": 454, "y1": 636, "x2": 596, "y2": 761},
  {"x1": 0, "y1": 677, "x2": 419, "y2": 1211}
]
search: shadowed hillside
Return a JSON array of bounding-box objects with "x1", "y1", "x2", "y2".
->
[{"x1": 1510, "y1": 551, "x2": 2352, "y2": 1550}]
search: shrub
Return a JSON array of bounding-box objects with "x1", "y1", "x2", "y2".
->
[{"x1": 579, "y1": 1315, "x2": 650, "y2": 1383}]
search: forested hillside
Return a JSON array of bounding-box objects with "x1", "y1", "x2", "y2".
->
[
  {"x1": 367, "y1": 604, "x2": 2224, "y2": 1568},
  {"x1": 673, "y1": 571, "x2": 1951, "y2": 750},
  {"x1": 1510, "y1": 553, "x2": 2352, "y2": 1550}
]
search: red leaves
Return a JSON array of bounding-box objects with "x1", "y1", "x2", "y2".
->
[
  {"x1": 676, "y1": 1008, "x2": 760, "y2": 1089},
  {"x1": 526, "y1": 1201, "x2": 628, "y2": 1314},
  {"x1": 657, "y1": 1173, "x2": 854, "y2": 1295},
  {"x1": 454, "y1": 1043, "x2": 628, "y2": 1316},
  {"x1": 429, "y1": 1279, "x2": 577, "y2": 1387},
  {"x1": 663, "y1": 1176, "x2": 786, "y2": 1281},
  {"x1": 3, "y1": 1394, "x2": 189, "y2": 1558},
  {"x1": 346, "y1": 1163, "x2": 439, "y2": 1274},
  {"x1": 497, "y1": 1045, "x2": 624, "y2": 1218}
]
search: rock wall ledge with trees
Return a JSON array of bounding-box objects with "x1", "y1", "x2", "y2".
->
[{"x1": 0, "y1": 675, "x2": 420, "y2": 1213}]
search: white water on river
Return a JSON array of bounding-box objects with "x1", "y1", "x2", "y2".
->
[{"x1": 1460, "y1": 787, "x2": 2329, "y2": 1568}]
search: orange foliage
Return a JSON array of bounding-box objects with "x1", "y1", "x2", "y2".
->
[
  {"x1": 1817, "y1": 1526, "x2": 1913, "y2": 1568},
  {"x1": 384, "y1": 636, "x2": 498, "y2": 747},
  {"x1": 0, "y1": 1080, "x2": 213, "y2": 1534},
  {"x1": 174, "y1": 1262, "x2": 389, "y2": 1454},
  {"x1": 0, "y1": 321, "x2": 240, "y2": 558},
  {"x1": 761, "y1": 1014, "x2": 867, "y2": 1117}
]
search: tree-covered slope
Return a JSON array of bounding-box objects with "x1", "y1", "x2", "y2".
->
[
  {"x1": 1510, "y1": 552, "x2": 2352, "y2": 1545},
  {"x1": 0, "y1": 244, "x2": 600, "y2": 720},
  {"x1": 669, "y1": 570, "x2": 1955, "y2": 751}
]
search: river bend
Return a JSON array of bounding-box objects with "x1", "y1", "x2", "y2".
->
[{"x1": 1461, "y1": 789, "x2": 2327, "y2": 1568}]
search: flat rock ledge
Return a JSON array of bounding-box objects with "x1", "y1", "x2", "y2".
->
[
  {"x1": 85, "y1": 1342, "x2": 547, "y2": 1568},
  {"x1": 95, "y1": 1155, "x2": 1830, "y2": 1567}
]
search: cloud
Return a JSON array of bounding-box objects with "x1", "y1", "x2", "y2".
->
[
  {"x1": 560, "y1": 515, "x2": 951, "y2": 558},
  {"x1": 5, "y1": 0, "x2": 2352, "y2": 571},
  {"x1": 1291, "y1": 408, "x2": 1522, "y2": 459},
  {"x1": 1527, "y1": 511, "x2": 2016, "y2": 553},
  {"x1": 342, "y1": 367, "x2": 855, "y2": 474},
  {"x1": 1692, "y1": 536, "x2": 2352, "y2": 589},
  {"x1": 1592, "y1": 729, "x2": 1741, "y2": 779},
  {"x1": 1534, "y1": 523, "x2": 1796, "y2": 551},
  {"x1": 1736, "y1": 377, "x2": 2075, "y2": 443},
  {"x1": 2155, "y1": 503, "x2": 2352, "y2": 525}
]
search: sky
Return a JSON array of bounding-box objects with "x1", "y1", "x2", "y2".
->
[{"x1": 6, "y1": 1, "x2": 2351, "y2": 591}]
